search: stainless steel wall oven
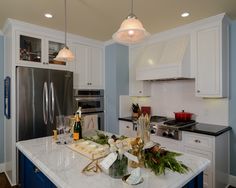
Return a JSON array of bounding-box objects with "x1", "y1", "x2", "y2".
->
[{"x1": 73, "y1": 89, "x2": 104, "y2": 130}]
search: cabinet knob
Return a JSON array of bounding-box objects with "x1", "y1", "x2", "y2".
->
[
  {"x1": 139, "y1": 91, "x2": 142, "y2": 93},
  {"x1": 34, "y1": 167, "x2": 40, "y2": 173},
  {"x1": 126, "y1": 126, "x2": 130, "y2": 128},
  {"x1": 197, "y1": 90, "x2": 200, "y2": 93},
  {"x1": 194, "y1": 139, "x2": 201, "y2": 143}
]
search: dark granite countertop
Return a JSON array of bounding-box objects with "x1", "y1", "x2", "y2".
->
[
  {"x1": 118, "y1": 116, "x2": 137, "y2": 122},
  {"x1": 180, "y1": 123, "x2": 232, "y2": 136}
]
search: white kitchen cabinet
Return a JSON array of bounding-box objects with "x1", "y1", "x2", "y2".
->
[
  {"x1": 194, "y1": 15, "x2": 229, "y2": 97},
  {"x1": 119, "y1": 121, "x2": 137, "y2": 137},
  {"x1": 182, "y1": 131, "x2": 229, "y2": 188},
  {"x1": 129, "y1": 46, "x2": 150, "y2": 96},
  {"x1": 74, "y1": 44, "x2": 104, "y2": 89},
  {"x1": 15, "y1": 31, "x2": 73, "y2": 71}
]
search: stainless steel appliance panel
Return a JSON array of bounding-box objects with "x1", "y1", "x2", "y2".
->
[
  {"x1": 73, "y1": 89, "x2": 104, "y2": 113},
  {"x1": 16, "y1": 67, "x2": 49, "y2": 141},
  {"x1": 16, "y1": 67, "x2": 73, "y2": 141},
  {"x1": 49, "y1": 70, "x2": 73, "y2": 132}
]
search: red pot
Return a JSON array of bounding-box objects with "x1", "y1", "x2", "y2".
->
[{"x1": 174, "y1": 110, "x2": 193, "y2": 121}]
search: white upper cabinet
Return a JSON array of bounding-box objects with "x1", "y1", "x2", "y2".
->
[
  {"x1": 16, "y1": 31, "x2": 72, "y2": 71},
  {"x1": 74, "y1": 44, "x2": 104, "y2": 89},
  {"x1": 129, "y1": 46, "x2": 151, "y2": 96},
  {"x1": 194, "y1": 15, "x2": 229, "y2": 97}
]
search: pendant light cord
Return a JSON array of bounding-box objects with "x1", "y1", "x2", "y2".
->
[
  {"x1": 64, "y1": 0, "x2": 67, "y2": 48},
  {"x1": 131, "y1": 0, "x2": 133, "y2": 15}
]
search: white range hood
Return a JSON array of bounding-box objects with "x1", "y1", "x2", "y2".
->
[{"x1": 136, "y1": 35, "x2": 194, "y2": 80}]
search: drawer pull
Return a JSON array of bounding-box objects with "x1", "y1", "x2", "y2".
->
[
  {"x1": 194, "y1": 139, "x2": 201, "y2": 143},
  {"x1": 126, "y1": 126, "x2": 130, "y2": 128},
  {"x1": 34, "y1": 167, "x2": 40, "y2": 173}
]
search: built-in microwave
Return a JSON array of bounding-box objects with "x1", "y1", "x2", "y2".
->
[{"x1": 73, "y1": 89, "x2": 104, "y2": 113}]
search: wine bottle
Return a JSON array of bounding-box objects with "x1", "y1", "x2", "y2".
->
[{"x1": 73, "y1": 107, "x2": 82, "y2": 140}]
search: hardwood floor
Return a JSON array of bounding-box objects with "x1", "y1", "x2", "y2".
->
[{"x1": 0, "y1": 173, "x2": 11, "y2": 188}]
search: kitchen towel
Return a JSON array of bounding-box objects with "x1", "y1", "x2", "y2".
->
[{"x1": 82, "y1": 114, "x2": 98, "y2": 136}]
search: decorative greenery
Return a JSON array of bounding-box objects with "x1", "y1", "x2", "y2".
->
[
  {"x1": 84, "y1": 132, "x2": 127, "y2": 145},
  {"x1": 144, "y1": 145, "x2": 189, "y2": 175}
]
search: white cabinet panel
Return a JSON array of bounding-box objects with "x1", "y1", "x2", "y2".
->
[
  {"x1": 195, "y1": 26, "x2": 220, "y2": 96},
  {"x1": 74, "y1": 44, "x2": 104, "y2": 89},
  {"x1": 119, "y1": 121, "x2": 136, "y2": 137},
  {"x1": 129, "y1": 47, "x2": 150, "y2": 96},
  {"x1": 195, "y1": 16, "x2": 229, "y2": 98},
  {"x1": 90, "y1": 47, "x2": 103, "y2": 89}
]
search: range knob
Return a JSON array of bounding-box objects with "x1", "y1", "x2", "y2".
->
[
  {"x1": 168, "y1": 131, "x2": 175, "y2": 138},
  {"x1": 162, "y1": 131, "x2": 169, "y2": 137}
]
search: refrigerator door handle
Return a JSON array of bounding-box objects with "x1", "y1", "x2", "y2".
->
[
  {"x1": 43, "y1": 82, "x2": 48, "y2": 124},
  {"x1": 49, "y1": 82, "x2": 55, "y2": 124}
]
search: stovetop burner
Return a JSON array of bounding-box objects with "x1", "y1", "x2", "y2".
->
[{"x1": 164, "y1": 120, "x2": 196, "y2": 126}]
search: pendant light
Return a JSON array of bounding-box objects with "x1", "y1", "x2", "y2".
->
[
  {"x1": 54, "y1": 0, "x2": 75, "y2": 62},
  {"x1": 112, "y1": 0, "x2": 150, "y2": 44}
]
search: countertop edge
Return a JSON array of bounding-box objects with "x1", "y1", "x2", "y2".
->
[
  {"x1": 16, "y1": 140, "x2": 69, "y2": 188},
  {"x1": 180, "y1": 126, "x2": 232, "y2": 136}
]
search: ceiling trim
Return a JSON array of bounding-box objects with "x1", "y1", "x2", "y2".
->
[{"x1": 3, "y1": 18, "x2": 104, "y2": 47}]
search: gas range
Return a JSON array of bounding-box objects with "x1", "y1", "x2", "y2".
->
[{"x1": 150, "y1": 117, "x2": 197, "y2": 140}]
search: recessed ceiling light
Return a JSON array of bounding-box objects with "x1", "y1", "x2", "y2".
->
[
  {"x1": 181, "y1": 12, "x2": 190, "y2": 18},
  {"x1": 44, "y1": 13, "x2": 53, "y2": 18}
]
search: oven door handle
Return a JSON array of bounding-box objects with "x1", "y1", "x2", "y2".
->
[{"x1": 75, "y1": 97, "x2": 103, "y2": 101}]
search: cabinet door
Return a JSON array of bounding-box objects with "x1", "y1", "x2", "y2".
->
[
  {"x1": 20, "y1": 154, "x2": 56, "y2": 188},
  {"x1": 75, "y1": 44, "x2": 90, "y2": 89},
  {"x1": 74, "y1": 45, "x2": 104, "y2": 89},
  {"x1": 129, "y1": 47, "x2": 150, "y2": 96},
  {"x1": 195, "y1": 26, "x2": 220, "y2": 97},
  {"x1": 16, "y1": 31, "x2": 43, "y2": 66},
  {"x1": 90, "y1": 46, "x2": 104, "y2": 89},
  {"x1": 119, "y1": 121, "x2": 133, "y2": 137}
]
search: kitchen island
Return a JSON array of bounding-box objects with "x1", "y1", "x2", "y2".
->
[{"x1": 16, "y1": 136, "x2": 210, "y2": 188}]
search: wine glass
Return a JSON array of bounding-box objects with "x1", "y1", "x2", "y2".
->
[
  {"x1": 56, "y1": 115, "x2": 65, "y2": 144},
  {"x1": 64, "y1": 116, "x2": 74, "y2": 144}
]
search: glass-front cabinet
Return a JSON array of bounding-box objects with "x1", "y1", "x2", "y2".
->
[
  {"x1": 16, "y1": 31, "x2": 73, "y2": 70},
  {"x1": 20, "y1": 35, "x2": 42, "y2": 63},
  {"x1": 48, "y1": 41, "x2": 66, "y2": 65}
]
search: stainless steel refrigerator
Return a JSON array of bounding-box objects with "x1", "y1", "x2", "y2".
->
[{"x1": 16, "y1": 66, "x2": 73, "y2": 141}]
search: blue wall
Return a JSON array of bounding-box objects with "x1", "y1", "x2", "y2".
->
[
  {"x1": 229, "y1": 20, "x2": 236, "y2": 176},
  {"x1": 105, "y1": 43, "x2": 129, "y2": 134},
  {"x1": 0, "y1": 35, "x2": 4, "y2": 163}
]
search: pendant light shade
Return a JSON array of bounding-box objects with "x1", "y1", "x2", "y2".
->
[
  {"x1": 54, "y1": 0, "x2": 74, "y2": 62},
  {"x1": 54, "y1": 46, "x2": 74, "y2": 62},
  {"x1": 112, "y1": 0, "x2": 150, "y2": 44}
]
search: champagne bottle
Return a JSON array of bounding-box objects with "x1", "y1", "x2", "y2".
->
[{"x1": 73, "y1": 107, "x2": 82, "y2": 141}]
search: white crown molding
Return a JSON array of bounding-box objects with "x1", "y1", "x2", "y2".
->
[
  {"x1": 130, "y1": 12, "x2": 229, "y2": 49},
  {"x1": 3, "y1": 18, "x2": 103, "y2": 47}
]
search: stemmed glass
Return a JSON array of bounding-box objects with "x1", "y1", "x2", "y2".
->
[
  {"x1": 63, "y1": 116, "x2": 74, "y2": 144},
  {"x1": 56, "y1": 115, "x2": 65, "y2": 144}
]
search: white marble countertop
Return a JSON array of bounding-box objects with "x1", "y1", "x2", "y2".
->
[{"x1": 16, "y1": 136, "x2": 210, "y2": 188}]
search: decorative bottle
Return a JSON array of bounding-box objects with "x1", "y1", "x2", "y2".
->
[{"x1": 73, "y1": 107, "x2": 82, "y2": 141}]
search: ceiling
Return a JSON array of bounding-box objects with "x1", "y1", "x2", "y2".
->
[{"x1": 0, "y1": 0, "x2": 236, "y2": 41}]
